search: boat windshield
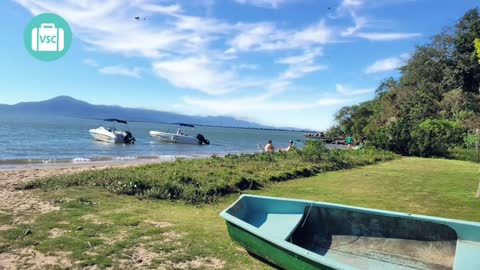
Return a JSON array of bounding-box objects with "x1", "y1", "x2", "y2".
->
[
  {"x1": 99, "y1": 120, "x2": 128, "y2": 132},
  {"x1": 176, "y1": 127, "x2": 190, "y2": 136}
]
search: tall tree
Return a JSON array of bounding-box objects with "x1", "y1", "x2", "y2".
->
[
  {"x1": 475, "y1": 38, "x2": 480, "y2": 63},
  {"x1": 453, "y1": 8, "x2": 480, "y2": 93},
  {"x1": 327, "y1": 8, "x2": 480, "y2": 157}
]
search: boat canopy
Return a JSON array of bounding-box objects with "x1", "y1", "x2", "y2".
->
[
  {"x1": 178, "y1": 123, "x2": 195, "y2": 128},
  {"x1": 103, "y1": 118, "x2": 128, "y2": 124}
]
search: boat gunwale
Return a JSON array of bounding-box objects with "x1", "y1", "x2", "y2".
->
[{"x1": 219, "y1": 194, "x2": 480, "y2": 270}]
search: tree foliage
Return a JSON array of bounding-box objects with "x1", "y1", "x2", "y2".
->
[
  {"x1": 327, "y1": 8, "x2": 480, "y2": 157},
  {"x1": 475, "y1": 38, "x2": 480, "y2": 63},
  {"x1": 410, "y1": 119, "x2": 464, "y2": 157}
]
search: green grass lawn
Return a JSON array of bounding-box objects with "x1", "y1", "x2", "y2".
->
[{"x1": 1, "y1": 157, "x2": 479, "y2": 269}]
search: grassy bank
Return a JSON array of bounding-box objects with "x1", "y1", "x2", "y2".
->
[
  {"x1": 1, "y1": 158, "x2": 479, "y2": 269},
  {"x1": 23, "y1": 146, "x2": 397, "y2": 203}
]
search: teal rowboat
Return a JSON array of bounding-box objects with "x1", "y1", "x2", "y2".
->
[{"x1": 220, "y1": 195, "x2": 480, "y2": 270}]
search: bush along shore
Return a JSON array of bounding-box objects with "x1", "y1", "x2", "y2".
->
[{"x1": 22, "y1": 142, "x2": 397, "y2": 203}]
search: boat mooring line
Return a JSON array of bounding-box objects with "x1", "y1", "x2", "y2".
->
[{"x1": 299, "y1": 201, "x2": 314, "y2": 231}]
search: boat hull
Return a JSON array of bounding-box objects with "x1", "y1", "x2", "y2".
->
[
  {"x1": 226, "y1": 221, "x2": 330, "y2": 270},
  {"x1": 149, "y1": 131, "x2": 200, "y2": 145},
  {"x1": 89, "y1": 128, "x2": 126, "y2": 143},
  {"x1": 220, "y1": 195, "x2": 480, "y2": 270}
]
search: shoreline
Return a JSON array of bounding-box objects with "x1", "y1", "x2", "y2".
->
[
  {"x1": 0, "y1": 156, "x2": 181, "y2": 171},
  {"x1": 0, "y1": 144, "x2": 347, "y2": 171},
  {"x1": 0, "y1": 150, "x2": 260, "y2": 171}
]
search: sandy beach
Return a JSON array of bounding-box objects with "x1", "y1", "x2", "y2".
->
[
  {"x1": 0, "y1": 162, "x2": 159, "y2": 269},
  {"x1": 0, "y1": 161, "x2": 162, "y2": 222}
]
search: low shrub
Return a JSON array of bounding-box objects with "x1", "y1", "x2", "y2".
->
[
  {"x1": 447, "y1": 146, "x2": 478, "y2": 162},
  {"x1": 297, "y1": 140, "x2": 329, "y2": 162},
  {"x1": 23, "y1": 148, "x2": 397, "y2": 203}
]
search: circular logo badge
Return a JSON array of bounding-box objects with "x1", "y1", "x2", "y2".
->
[{"x1": 24, "y1": 13, "x2": 72, "y2": 61}]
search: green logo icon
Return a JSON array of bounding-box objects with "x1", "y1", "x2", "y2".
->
[{"x1": 24, "y1": 13, "x2": 72, "y2": 61}]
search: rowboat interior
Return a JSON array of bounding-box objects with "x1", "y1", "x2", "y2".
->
[
  {"x1": 289, "y1": 207, "x2": 456, "y2": 270},
  {"x1": 225, "y1": 195, "x2": 480, "y2": 270}
]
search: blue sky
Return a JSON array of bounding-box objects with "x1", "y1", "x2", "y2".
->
[{"x1": 1, "y1": 0, "x2": 478, "y2": 129}]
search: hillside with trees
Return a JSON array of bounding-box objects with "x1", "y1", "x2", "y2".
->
[{"x1": 327, "y1": 8, "x2": 480, "y2": 160}]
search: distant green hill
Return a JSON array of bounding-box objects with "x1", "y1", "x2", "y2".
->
[{"x1": 0, "y1": 96, "x2": 271, "y2": 129}]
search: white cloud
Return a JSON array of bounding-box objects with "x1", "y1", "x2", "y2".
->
[
  {"x1": 276, "y1": 47, "x2": 326, "y2": 80},
  {"x1": 336, "y1": 0, "x2": 365, "y2": 18},
  {"x1": 152, "y1": 56, "x2": 268, "y2": 95},
  {"x1": 365, "y1": 53, "x2": 409, "y2": 74},
  {"x1": 99, "y1": 65, "x2": 141, "y2": 78},
  {"x1": 234, "y1": 0, "x2": 291, "y2": 8},
  {"x1": 276, "y1": 47, "x2": 323, "y2": 65},
  {"x1": 228, "y1": 21, "x2": 334, "y2": 52},
  {"x1": 138, "y1": 3, "x2": 183, "y2": 15},
  {"x1": 280, "y1": 65, "x2": 327, "y2": 80},
  {"x1": 83, "y1": 58, "x2": 143, "y2": 78},
  {"x1": 12, "y1": 0, "x2": 419, "y2": 128},
  {"x1": 356, "y1": 32, "x2": 421, "y2": 41},
  {"x1": 341, "y1": 12, "x2": 367, "y2": 37},
  {"x1": 183, "y1": 95, "x2": 348, "y2": 115},
  {"x1": 336, "y1": 1, "x2": 421, "y2": 42},
  {"x1": 14, "y1": 0, "x2": 334, "y2": 99},
  {"x1": 13, "y1": 0, "x2": 230, "y2": 59},
  {"x1": 340, "y1": 0, "x2": 364, "y2": 9},
  {"x1": 82, "y1": 58, "x2": 99, "y2": 67},
  {"x1": 233, "y1": 64, "x2": 258, "y2": 70},
  {"x1": 336, "y1": 84, "x2": 373, "y2": 96}
]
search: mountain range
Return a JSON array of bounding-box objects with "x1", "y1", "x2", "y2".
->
[{"x1": 0, "y1": 96, "x2": 273, "y2": 129}]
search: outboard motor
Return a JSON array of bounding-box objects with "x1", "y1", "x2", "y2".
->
[
  {"x1": 124, "y1": 131, "x2": 136, "y2": 144},
  {"x1": 196, "y1": 134, "x2": 210, "y2": 145}
]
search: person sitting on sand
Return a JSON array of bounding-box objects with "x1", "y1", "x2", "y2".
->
[
  {"x1": 279, "y1": 140, "x2": 294, "y2": 152},
  {"x1": 264, "y1": 140, "x2": 275, "y2": 153}
]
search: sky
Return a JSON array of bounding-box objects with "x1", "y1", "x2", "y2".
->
[{"x1": 1, "y1": 0, "x2": 478, "y2": 130}]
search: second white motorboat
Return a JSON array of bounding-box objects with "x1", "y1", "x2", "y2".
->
[
  {"x1": 89, "y1": 119, "x2": 136, "y2": 144},
  {"x1": 149, "y1": 123, "x2": 210, "y2": 145}
]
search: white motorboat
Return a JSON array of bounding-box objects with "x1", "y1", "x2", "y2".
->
[
  {"x1": 149, "y1": 123, "x2": 210, "y2": 145},
  {"x1": 89, "y1": 119, "x2": 136, "y2": 144}
]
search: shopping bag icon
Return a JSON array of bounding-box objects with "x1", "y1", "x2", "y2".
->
[{"x1": 31, "y1": 23, "x2": 64, "y2": 52}]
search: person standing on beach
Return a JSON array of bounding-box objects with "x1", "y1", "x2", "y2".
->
[
  {"x1": 264, "y1": 140, "x2": 275, "y2": 153},
  {"x1": 347, "y1": 136, "x2": 353, "y2": 149}
]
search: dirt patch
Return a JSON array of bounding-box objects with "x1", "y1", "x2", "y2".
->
[
  {"x1": 117, "y1": 244, "x2": 168, "y2": 269},
  {"x1": 146, "y1": 220, "x2": 174, "y2": 228},
  {"x1": 82, "y1": 214, "x2": 111, "y2": 225},
  {"x1": 79, "y1": 266, "x2": 99, "y2": 270},
  {"x1": 0, "y1": 248, "x2": 73, "y2": 270},
  {"x1": 98, "y1": 230, "x2": 128, "y2": 245},
  {"x1": 48, "y1": 228, "x2": 67, "y2": 238},
  {"x1": 0, "y1": 188, "x2": 59, "y2": 224},
  {"x1": 173, "y1": 257, "x2": 225, "y2": 269},
  {"x1": 131, "y1": 246, "x2": 157, "y2": 266},
  {"x1": 162, "y1": 231, "x2": 185, "y2": 240},
  {"x1": 0, "y1": 224, "x2": 13, "y2": 231}
]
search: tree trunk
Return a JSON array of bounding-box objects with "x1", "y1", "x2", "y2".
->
[
  {"x1": 477, "y1": 181, "x2": 480, "y2": 199},
  {"x1": 476, "y1": 128, "x2": 479, "y2": 163}
]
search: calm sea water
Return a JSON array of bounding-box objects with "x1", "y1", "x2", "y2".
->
[{"x1": 0, "y1": 114, "x2": 307, "y2": 167}]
